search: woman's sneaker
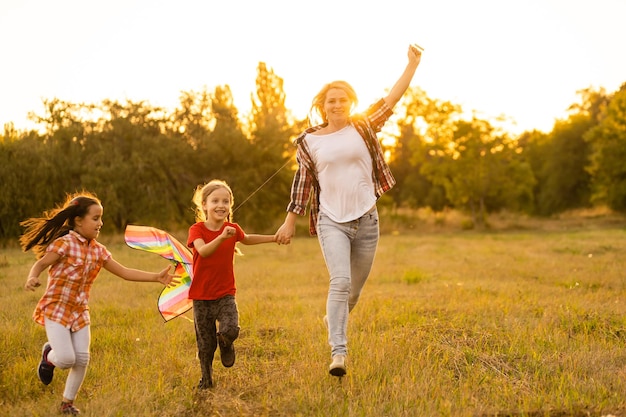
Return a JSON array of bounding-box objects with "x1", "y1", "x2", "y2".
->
[
  {"x1": 38, "y1": 342, "x2": 55, "y2": 385},
  {"x1": 329, "y1": 355, "x2": 346, "y2": 377},
  {"x1": 60, "y1": 401, "x2": 80, "y2": 415}
]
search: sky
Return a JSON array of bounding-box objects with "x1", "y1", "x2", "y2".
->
[{"x1": 1, "y1": 0, "x2": 625, "y2": 135}]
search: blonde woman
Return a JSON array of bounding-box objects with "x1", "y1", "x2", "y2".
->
[{"x1": 275, "y1": 44, "x2": 423, "y2": 377}]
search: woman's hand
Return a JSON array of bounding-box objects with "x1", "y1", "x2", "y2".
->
[
  {"x1": 408, "y1": 44, "x2": 423, "y2": 66},
  {"x1": 275, "y1": 212, "x2": 297, "y2": 245},
  {"x1": 384, "y1": 43, "x2": 424, "y2": 109},
  {"x1": 275, "y1": 222, "x2": 295, "y2": 245}
]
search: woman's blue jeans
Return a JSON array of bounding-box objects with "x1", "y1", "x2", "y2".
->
[{"x1": 316, "y1": 206, "x2": 379, "y2": 357}]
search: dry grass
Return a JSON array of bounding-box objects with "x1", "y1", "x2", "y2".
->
[{"x1": 1, "y1": 211, "x2": 626, "y2": 416}]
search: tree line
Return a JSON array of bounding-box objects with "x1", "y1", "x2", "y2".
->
[{"x1": 1, "y1": 63, "x2": 625, "y2": 241}]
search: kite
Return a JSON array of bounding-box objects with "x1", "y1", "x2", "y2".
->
[{"x1": 124, "y1": 224, "x2": 193, "y2": 322}]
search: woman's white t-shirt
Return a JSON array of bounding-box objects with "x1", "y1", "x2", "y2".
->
[{"x1": 305, "y1": 125, "x2": 376, "y2": 223}]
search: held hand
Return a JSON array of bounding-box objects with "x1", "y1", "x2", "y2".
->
[
  {"x1": 275, "y1": 222, "x2": 295, "y2": 245},
  {"x1": 25, "y1": 276, "x2": 41, "y2": 291},
  {"x1": 156, "y1": 266, "x2": 181, "y2": 287}
]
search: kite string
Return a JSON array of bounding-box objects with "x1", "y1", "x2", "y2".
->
[{"x1": 233, "y1": 159, "x2": 291, "y2": 213}]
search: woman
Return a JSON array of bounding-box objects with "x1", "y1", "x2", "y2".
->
[{"x1": 275, "y1": 44, "x2": 423, "y2": 377}]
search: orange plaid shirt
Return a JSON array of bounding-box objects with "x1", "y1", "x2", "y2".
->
[{"x1": 33, "y1": 230, "x2": 111, "y2": 332}]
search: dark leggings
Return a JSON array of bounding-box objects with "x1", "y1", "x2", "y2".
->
[{"x1": 193, "y1": 296, "x2": 240, "y2": 383}]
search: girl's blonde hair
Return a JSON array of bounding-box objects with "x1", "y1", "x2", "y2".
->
[
  {"x1": 192, "y1": 179, "x2": 234, "y2": 223},
  {"x1": 309, "y1": 80, "x2": 358, "y2": 126}
]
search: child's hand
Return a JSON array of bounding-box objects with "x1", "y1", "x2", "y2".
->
[
  {"x1": 25, "y1": 276, "x2": 41, "y2": 291},
  {"x1": 221, "y1": 226, "x2": 236, "y2": 239},
  {"x1": 156, "y1": 266, "x2": 181, "y2": 287}
]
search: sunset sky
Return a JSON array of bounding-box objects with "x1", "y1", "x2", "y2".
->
[{"x1": 1, "y1": 0, "x2": 625, "y2": 135}]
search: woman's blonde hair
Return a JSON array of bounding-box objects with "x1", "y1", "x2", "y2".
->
[
  {"x1": 192, "y1": 179, "x2": 234, "y2": 223},
  {"x1": 309, "y1": 80, "x2": 358, "y2": 126}
]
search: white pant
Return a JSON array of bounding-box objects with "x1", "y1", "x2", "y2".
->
[{"x1": 44, "y1": 319, "x2": 91, "y2": 401}]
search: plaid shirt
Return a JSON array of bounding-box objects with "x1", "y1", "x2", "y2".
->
[
  {"x1": 287, "y1": 99, "x2": 396, "y2": 235},
  {"x1": 33, "y1": 230, "x2": 111, "y2": 331}
]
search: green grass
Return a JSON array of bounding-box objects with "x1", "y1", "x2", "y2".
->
[{"x1": 1, "y1": 225, "x2": 626, "y2": 416}]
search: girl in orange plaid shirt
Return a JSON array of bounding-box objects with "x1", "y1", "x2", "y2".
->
[{"x1": 21, "y1": 192, "x2": 178, "y2": 415}]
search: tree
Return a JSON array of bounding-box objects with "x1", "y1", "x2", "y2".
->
[
  {"x1": 170, "y1": 88, "x2": 215, "y2": 150},
  {"x1": 517, "y1": 129, "x2": 550, "y2": 215},
  {"x1": 80, "y1": 99, "x2": 194, "y2": 230},
  {"x1": 568, "y1": 86, "x2": 610, "y2": 124},
  {"x1": 0, "y1": 130, "x2": 58, "y2": 238},
  {"x1": 204, "y1": 84, "x2": 257, "y2": 198},
  {"x1": 534, "y1": 115, "x2": 593, "y2": 215},
  {"x1": 585, "y1": 83, "x2": 626, "y2": 211},
  {"x1": 207, "y1": 85, "x2": 251, "y2": 176},
  {"x1": 418, "y1": 117, "x2": 534, "y2": 226},
  {"x1": 242, "y1": 62, "x2": 300, "y2": 230},
  {"x1": 389, "y1": 87, "x2": 457, "y2": 210}
]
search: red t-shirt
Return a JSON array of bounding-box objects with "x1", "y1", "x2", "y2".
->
[{"x1": 187, "y1": 222, "x2": 244, "y2": 300}]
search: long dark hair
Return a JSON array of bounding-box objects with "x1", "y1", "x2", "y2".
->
[{"x1": 19, "y1": 192, "x2": 102, "y2": 258}]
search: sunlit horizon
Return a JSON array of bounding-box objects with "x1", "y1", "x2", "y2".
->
[{"x1": 1, "y1": 0, "x2": 625, "y2": 136}]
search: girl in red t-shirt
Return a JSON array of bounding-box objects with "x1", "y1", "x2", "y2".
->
[{"x1": 187, "y1": 179, "x2": 276, "y2": 389}]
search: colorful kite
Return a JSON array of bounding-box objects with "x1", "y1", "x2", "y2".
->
[{"x1": 124, "y1": 224, "x2": 193, "y2": 322}]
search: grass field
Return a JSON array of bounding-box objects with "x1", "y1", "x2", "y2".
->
[{"x1": 1, "y1": 215, "x2": 626, "y2": 416}]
